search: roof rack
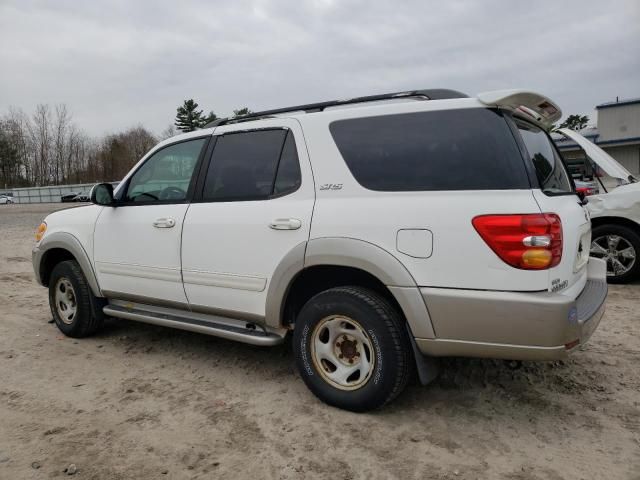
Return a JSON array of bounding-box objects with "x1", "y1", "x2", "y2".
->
[{"x1": 203, "y1": 88, "x2": 468, "y2": 128}]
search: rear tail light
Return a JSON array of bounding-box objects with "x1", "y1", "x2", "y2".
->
[
  {"x1": 576, "y1": 186, "x2": 596, "y2": 196},
  {"x1": 472, "y1": 214, "x2": 562, "y2": 270}
]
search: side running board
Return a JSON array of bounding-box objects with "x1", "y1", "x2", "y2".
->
[{"x1": 103, "y1": 304, "x2": 285, "y2": 346}]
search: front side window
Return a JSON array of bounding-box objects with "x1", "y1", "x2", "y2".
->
[
  {"x1": 329, "y1": 108, "x2": 530, "y2": 191},
  {"x1": 125, "y1": 138, "x2": 206, "y2": 203},
  {"x1": 516, "y1": 120, "x2": 573, "y2": 194},
  {"x1": 202, "y1": 129, "x2": 301, "y2": 201}
]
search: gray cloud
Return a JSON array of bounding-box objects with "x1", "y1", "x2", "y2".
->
[{"x1": 1, "y1": 0, "x2": 638, "y2": 136}]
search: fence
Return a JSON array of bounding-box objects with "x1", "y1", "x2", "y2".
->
[{"x1": 8, "y1": 183, "x2": 97, "y2": 204}]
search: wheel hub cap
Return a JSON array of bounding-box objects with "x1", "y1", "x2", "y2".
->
[
  {"x1": 311, "y1": 315, "x2": 375, "y2": 391},
  {"x1": 54, "y1": 277, "x2": 77, "y2": 325}
]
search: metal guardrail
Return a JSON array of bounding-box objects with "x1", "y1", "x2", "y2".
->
[{"x1": 8, "y1": 183, "x2": 97, "y2": 203}]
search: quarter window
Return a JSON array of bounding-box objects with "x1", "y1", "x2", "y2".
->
[
  {"x1": 329, "y1": 109, "x2": 530, "y2": 191},
  {"x1": 202, "y1": 129, "x2": 301, "y2": 201},
  {"x1": 125, "y1": 138, "x2": 205, "y2": 203},
  {"x1": 274, "y1": 132, "x2": 301, "y2": 196}
]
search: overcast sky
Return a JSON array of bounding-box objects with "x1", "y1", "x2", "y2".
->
[{"x1": 1, "y1": 0, "x2": 638, "y2": 137}]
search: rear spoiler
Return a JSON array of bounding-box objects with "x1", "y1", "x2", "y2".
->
[{"x1": 477, "y1": 90, "x2": 562, "y2": 128}]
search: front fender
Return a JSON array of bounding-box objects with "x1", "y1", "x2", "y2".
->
[{"x1": 32, "y1": 231, "x2": 103, "y2": 297}]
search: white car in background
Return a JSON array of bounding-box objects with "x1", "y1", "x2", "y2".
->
[
  {"x1": 0, "y1": 194, "x2": 14, "y2": 204},
  {"x1": 558, "y1": 128, "x2": 640, "y2": 283}
]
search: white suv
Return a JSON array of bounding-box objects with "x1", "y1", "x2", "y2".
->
[{"x1": 33, "y1": 89, "x2": 607, "y2": 411}]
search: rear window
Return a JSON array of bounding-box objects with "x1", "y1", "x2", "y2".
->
[
  {"x1": 515, "y1": 120, "x2": 573, "y2": 194},
  {"x1": 329, "y1": 108, "x2": 529, "y2": 191}
]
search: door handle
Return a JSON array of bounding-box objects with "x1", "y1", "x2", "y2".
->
[
  {"x1": 269, "y1": 218, "x2": 302, "y2": 230},
  {"x1": 153, "y1": 217, "x2": 176, "y2": 228}
]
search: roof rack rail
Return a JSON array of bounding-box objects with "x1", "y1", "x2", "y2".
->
[{"x1": 203, "y1": 88, "x2": 468, "y2": 128}]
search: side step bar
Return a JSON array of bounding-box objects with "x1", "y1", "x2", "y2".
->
[{"x1": 103, "y1": 304, "x2": 285, "y2": 346}]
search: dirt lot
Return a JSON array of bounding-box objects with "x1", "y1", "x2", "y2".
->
[{"x1": 0, "y1": 203, "x2": 639, "y2": 479}]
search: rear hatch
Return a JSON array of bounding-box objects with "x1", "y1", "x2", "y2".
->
[
  {"x1": 512, "y1": 117, "x2": 591, "y2": 294},
  {"x1": 557, "y1": 128, "x2": 636, "y2": 183}
]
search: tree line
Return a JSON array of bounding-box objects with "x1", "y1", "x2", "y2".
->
[
  {"x1": 0, "y1": 99, "x2": 252, "y2": 189},
  {"x1": 0, "y1": 105, "x2": 158, "y2": 189}
]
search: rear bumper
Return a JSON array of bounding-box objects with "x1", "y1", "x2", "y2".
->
[{"x1": 416, "y1": 258, "x2": 607, "y2": 361}]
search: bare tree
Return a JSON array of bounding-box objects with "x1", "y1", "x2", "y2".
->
[
  {"x1": 160, "y1": 124, "x2": 177, "y2": 140},
  {"x1": 1, "y1": 105, "x2": 158, "y2": 188}
]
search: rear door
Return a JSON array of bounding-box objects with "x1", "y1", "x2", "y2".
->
[
  {"x1": 512, "y1": 118, "x2": 591, "y2": 293},
  {"x1": 181, "y1": 120, "x2": 314, "y2": 318}
]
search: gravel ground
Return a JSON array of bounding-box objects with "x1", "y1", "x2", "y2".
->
[{"x1": 1, "y1": 203, "x2": 639, "y2": 479}]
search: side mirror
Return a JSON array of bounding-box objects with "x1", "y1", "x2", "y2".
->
[{"x1": 90, "y1": 183, "x2": 115, "y2": 206}]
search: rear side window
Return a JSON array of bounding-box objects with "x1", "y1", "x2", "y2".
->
[
  {"x1": 515, "y1": 120, "x2": 573, "y2": 194},
  {"x1": 329, "y1": 108, "x2": 529, "y2": 191},
  {"x1": 274, "y1": 132, "x2": 302, "y2": 196},
  {"x1": 202, "y1": 129, "x2": 301, "y2": 201}
]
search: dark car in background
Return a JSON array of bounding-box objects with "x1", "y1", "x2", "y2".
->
[{"x1": 61, "y1": 192, "x2": 80, "y2": 202}]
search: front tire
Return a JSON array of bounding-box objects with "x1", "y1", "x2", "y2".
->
[
  {"x1": 293, "y1": 286, "x2": 412, "y2": 412},
  {"x1": 590, "y1": 224, "x2": 640, "y2": 284},
  {"x1": 48, "y1": 260, "x2": 105, "y2": 337}
]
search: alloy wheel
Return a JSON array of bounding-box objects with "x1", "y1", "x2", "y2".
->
[{"x1": 591, "y1": 235, "x2": 636, "y2": 277}]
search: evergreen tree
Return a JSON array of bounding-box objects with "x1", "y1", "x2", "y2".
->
[
  {"x1": 558, "y1": 114, "x2": 589, "y2": 131},
  {"x1": 203, "y1": 110, "x2": 218, "y2": 125},
  {"x1": 232, "y1": 107, "x2": 252, "y2": 118},
  {"x1": 175, "y1": 99, "x2": 205, "y2": 132}
]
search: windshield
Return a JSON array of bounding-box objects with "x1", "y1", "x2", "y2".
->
[{"x1": 516, "y1": 120, "x2": 573, "y2": 195}]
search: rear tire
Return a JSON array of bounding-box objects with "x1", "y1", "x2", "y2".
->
[
  {"x1": 293, "y1": 286, "x2": 412, "y2": 412},
  {"x1": 48, "y1": 260, "x2": 105, "y2": 337},
  {"x1": 591, "y1": 224, "x2": 640, "y2": 284}
]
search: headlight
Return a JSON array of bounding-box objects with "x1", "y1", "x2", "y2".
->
[{"x1": 35, "y1": 222, "x2": 47, "y2": 242}]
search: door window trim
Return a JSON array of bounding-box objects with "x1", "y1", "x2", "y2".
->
[
  {"x1": 114, "y1": 135, "x2": 212, "y2": 207},
  {"x1": 192, "y1": 127, "x2": 302, "y2": 203}
]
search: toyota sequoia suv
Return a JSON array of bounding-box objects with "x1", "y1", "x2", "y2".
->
[{"x1": 33, "y1": 89, "x2": 608, "y2": 411}]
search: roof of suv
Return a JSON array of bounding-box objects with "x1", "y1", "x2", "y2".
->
[
  {"x1": 203, "y1": 89, "x2": 470, "y2": 128},
  {"x1": 158, "y1": 88, "x2": 561, "y2": 151}
]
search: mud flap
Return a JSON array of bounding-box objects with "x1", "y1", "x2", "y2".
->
[{"x1": 406, "y1": 324, "x2": 440, "y2": 385}]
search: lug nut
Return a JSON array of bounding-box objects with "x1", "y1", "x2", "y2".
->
[
  {"x1": 342, "y1": 335, "x2": 348, "y2": 341},
  {"x1": 338, "y1": 354, "x2": 344, "y2": 359},
  {"x1": 348, "y1": 358, "x2": 354, "y2": 364},
  {"x1": 336, "y1": 342, "x2": 342, "y2": 348}
]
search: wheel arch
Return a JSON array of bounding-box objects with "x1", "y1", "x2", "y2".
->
[
  {"x1": 35, "y1": 232, "x2": 103, "y2": 297},
  {"x1": 591, "y1": 215, "x2": 640, "y2": 233},
  {"x1": 265, "y1": 238, "x2": 435, "y2": 338}
]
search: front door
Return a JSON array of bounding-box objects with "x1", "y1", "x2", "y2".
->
[
  {"x1": 181, "y1": 120, "x2": 314, "y2": 319},
  {"x1": 94, "y1": 137, "x2": 208, "y2": 304}
]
